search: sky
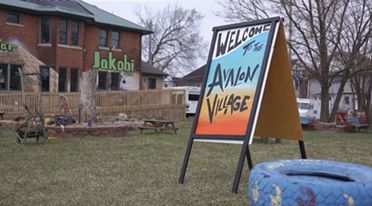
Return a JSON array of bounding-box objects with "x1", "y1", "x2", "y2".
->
[{"x1": 83, "y1": 0, "x2": 232, "y2": 77}]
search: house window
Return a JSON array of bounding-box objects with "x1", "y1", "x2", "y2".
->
[
  {"x1": 0, "y1": 64, "x2": 22, "y2": 91},
  {"x1": 71, "y1": 21, "x2": 79, "y2": 46},
  {"x1": 6, "y1": 13, "x2": 20, "y2": 24},
  {"x1": 344, "y1": 96, "x2": 350, "y2": 105},
  {"x1": 111, "y1": 72, "x2": 120, "y2": 90},
  {"x1": 98, "y1": 71, "x2": 107, "y2": 90},
  {"x1": 70, "y1": 68, "x2": 79, "y2": 92},
  {"x1": 99, "y1": 29, "x2": 108, "y2": 47},
  {"x1": 40, "y1": 18, "x2": 50, "y2": 43},
  {"x1": 0, "y1": 64, "x2": 8, "y2": 90},
  {"x1": 59, "y1": 20, "x2": 68, "y2": 44},
  {"x1": 9, "y1": 65, "x2": 22, "y2": 91},
  {"x1": 58, "y1": 67, "x2": 67, "y2": 92},
  {"x1": 148, "y1": 77, "x2": 156, "y2": 89},
  {"x1": 112, "y1": 31, "x2": 120, "y2": 49},
  {"x1": 40, "y1": 66, "x2": 50, "y2": 92}
]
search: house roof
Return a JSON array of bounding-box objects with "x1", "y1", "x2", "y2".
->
[
  {"x1": 0, "y1": 0, "x2": 152, "y2": 34},
  {"x1": 22, "y1": 0, "x2": 92, "y2": 14},
  {"x1": 177, "y1": 64, "x2": 207, "y2": 82},
  {"x1": 141, "y1": 61, "x2": 168, "y2": 76},
  {"x1": 0, "y1": 46, "x2": 59, "y2": 92}
]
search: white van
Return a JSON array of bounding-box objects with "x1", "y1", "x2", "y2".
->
[
  {"x1": 297, "y1": 98, "x2": 321, "y2": 119},
  {"x1": 165, "y1": 86, "x2": 201, "y2": 117}
]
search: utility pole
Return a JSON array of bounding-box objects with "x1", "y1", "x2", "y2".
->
[{"x1": 148, "y1": 21, "x2": 153, "y2": 65}]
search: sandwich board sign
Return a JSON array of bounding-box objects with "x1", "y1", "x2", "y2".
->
[{"x1": 178, "y1": 16, "x2": 307, "y2": 194}]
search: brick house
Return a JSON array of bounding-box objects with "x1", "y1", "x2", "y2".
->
[{"x1": 0, "y1": 0, "x2": 153, "y2": 93}]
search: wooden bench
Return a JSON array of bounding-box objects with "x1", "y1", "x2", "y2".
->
[
  {"x1": 159, "y1": 127, "x2": 179, "y2": 134},
  {"x1": 139, "y1": 119, "x2": 179, "y2": 134},
  {"x1": 139, "y1": 125, "x2": 160, "y2": 133},
  {"x1": 300, "y1": 116, "x2": 315, "y2": 130},
  {"x1": 345, "y1": 117, "x2": 369, "y2": 132}
]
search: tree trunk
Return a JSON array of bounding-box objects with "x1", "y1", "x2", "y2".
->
[
  {"x1": 319, "y1": 81, "x2": 330, "y2": 122},
  {"x1": 366, "y1": 73, "x2": 372, "y2": 125},
  {"x1": 330, "y1": 71, "x2": 350, "y2": 122},
  {"x1": 351, "y1": 81, "x2": 356, "y2": 116},
  {"x1": 80, "y1": 72, "x2": 97, "y2": 124}
]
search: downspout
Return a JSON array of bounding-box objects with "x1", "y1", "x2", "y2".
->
[
  {"x1": 139, "y1": 34, "x2": 142, "y2": 90},
  {"x1": 82, "y1": 22, "x2": 86, "y2": 73}
]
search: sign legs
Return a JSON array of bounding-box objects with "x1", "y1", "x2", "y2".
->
[
  {"x1": 299, "y1": 140, "x2": 307, "y2": 159},
  {"x1": 232, "y1": 142, "x2": 253, "y2": 194},
  {"x1": 179, "y1": 138, "x2": 194, "y2": 184}
]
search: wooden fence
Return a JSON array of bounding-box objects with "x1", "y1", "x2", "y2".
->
[{"x1": 0, "y1": 89, "x2": 186, "y2": 121}]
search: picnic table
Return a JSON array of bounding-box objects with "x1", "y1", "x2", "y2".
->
[{"x1": 139, "y1": 119, "x2": 179, "y2": 134}]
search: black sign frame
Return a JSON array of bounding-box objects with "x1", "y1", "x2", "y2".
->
[{"x1": 178, "y1": 16, "x2": 306, "y2": 194}]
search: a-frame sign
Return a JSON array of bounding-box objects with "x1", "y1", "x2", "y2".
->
[{"x1": 178, "y1": 17, "x2": 307, "y2": 194}]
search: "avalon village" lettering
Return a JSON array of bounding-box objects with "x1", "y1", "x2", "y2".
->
[
  {"x1": 205, "y1": 63, "x2": 260, "y2": 124},
  {"x1": 92, "y1": 51, "x2": 134, "y2": 76}
]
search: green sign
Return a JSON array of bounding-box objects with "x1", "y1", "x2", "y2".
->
[
  {"x1": 0, "y1": 42, "x2": 18, "y2": 51},
  {"x1": 92, "y1": 51, "x2": 134, "y2": 76}
]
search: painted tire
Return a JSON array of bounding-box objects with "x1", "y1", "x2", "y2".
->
[{"x1": 248, "y1": 159, "x2": 372, "y2": 206}]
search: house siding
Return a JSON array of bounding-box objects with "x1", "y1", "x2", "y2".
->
[{"x1": 142, "y1": 75, "x2": 163, "y2": 90}]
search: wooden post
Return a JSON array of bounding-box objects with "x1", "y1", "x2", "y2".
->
[
  {"x1": 80, "y1": 72, "x2": 97, "y2": 124},
  {"x1": 32, "y1": 67, "x2": 47, "y2": 144},
  {"x1": 18, "y1": 68, "x2": 27, "y2": 145}
]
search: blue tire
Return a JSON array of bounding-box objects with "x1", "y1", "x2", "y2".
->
[{"x1": 248, "y1": 159, "x2": 372, "y2": 206}]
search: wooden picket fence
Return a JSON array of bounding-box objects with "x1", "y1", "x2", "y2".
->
[{"x1": 0, "y1": 89, "x2": 186, "y2": 121}]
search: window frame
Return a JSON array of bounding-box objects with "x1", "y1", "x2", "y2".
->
[
  {"x1": 70, "y1": 68, "x2": 79, "y2": 92},
  {"x1": 110, "y1": 72, "x2": 120, "y2": 90},
  {"x1": 111, "y1": 31, "x2": 120, "y2": 49},
  {"x1": 0, "y1": 63, "x2": 9, "y2": 91},
  {"x1": 9, "y1": 65, "x2": 22, "y2": 91},
  {"x1": 148, "y1": 77, "x2": 157, "y2": 90},
  {"x1": 58, "y1": 67, "x2": 68, "y2": 92},
  {"x1": 344, "y1": 96, "x2": 350, "y2": 105},
  {"x1": 40, "y1": 66, "x2": 50, "y2": 92},
  {"x1": 39, "y1": 17, "x2": 51, "y2": 44},
  {"x1": 99, "y1": 29, "x2": 108, "y2": 47},
  {"x1": 6, "y1": 12, "x2": 21, "y2": 24},
  {"x1": 98, "y1": 71, "x2": 108, "y2": 90},
  {"x1": 59, "y1": 19, "x2": 68, "y2": 45},
  {"x1": 71, "y1": 21, "x2": 80, "y2": 46}
]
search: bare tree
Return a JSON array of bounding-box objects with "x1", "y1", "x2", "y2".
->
[
  {"x1": 349, "y1": 54, "x2": 372, "y2": 124},
  {"x1": 216, "y1": 0, "x2": 372, "y2": 122},
  {"x1": 134, "y1": 3, "x2": 208, "y2": 75}
]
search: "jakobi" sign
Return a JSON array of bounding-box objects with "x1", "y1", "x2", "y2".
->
[
  {"x1": 92, "y1": 51, "x2": 134, "y2": 76},
  {"x1": 0, "y1": 42, "x2": 18, "y2": 51}
]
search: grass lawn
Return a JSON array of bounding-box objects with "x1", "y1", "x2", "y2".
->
[{"x1": 0, "y1": 118, "x2": 371, "y2": 206}]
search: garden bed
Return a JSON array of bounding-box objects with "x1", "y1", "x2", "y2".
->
[{"x1": 45, "y1": 125, "x2": 129, "y2": 138}]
